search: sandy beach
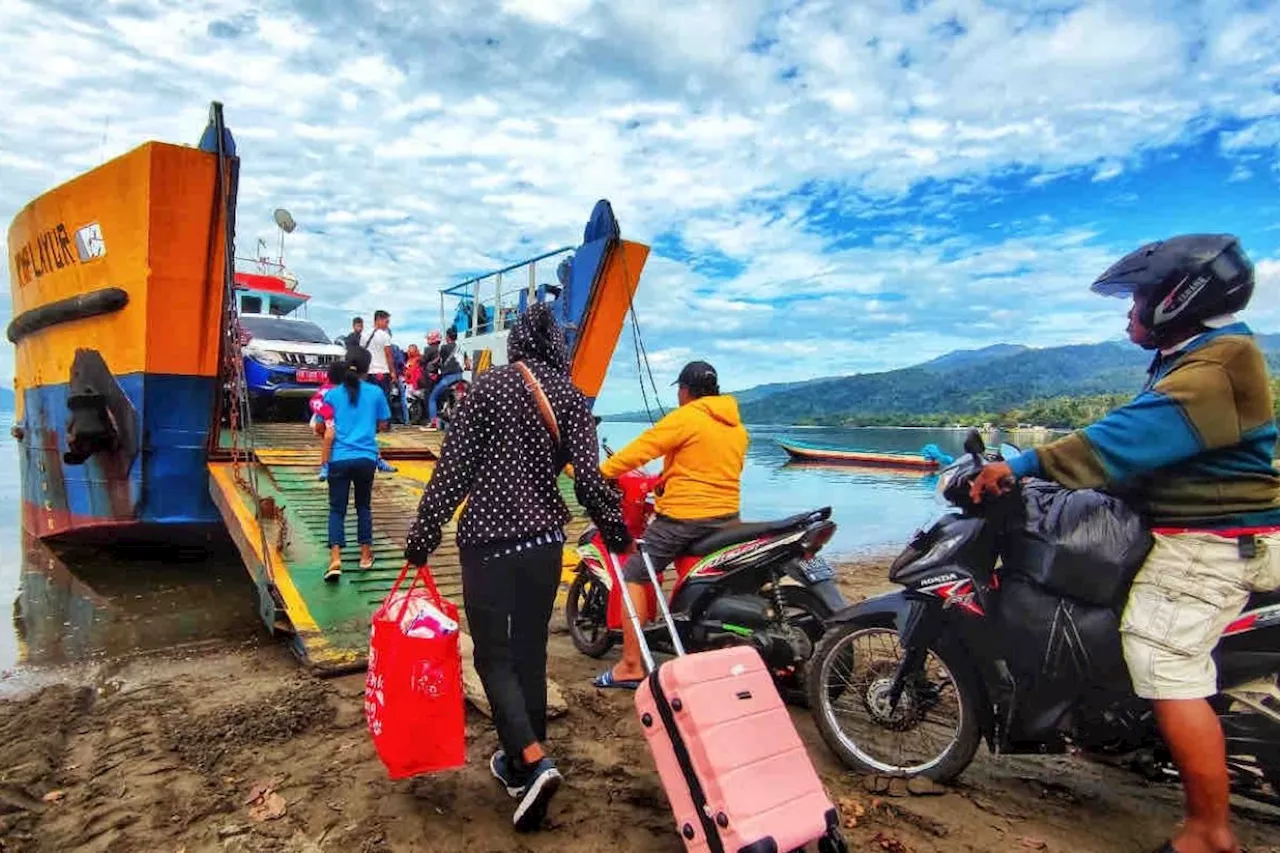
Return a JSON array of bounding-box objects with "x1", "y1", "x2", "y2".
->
[{"x1": 0, "y1": 562, "x2": 1276, "y2": 853}]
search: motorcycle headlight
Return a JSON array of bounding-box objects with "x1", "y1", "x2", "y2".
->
[{"x1": 936, "y1": 465, "x2": 960, "y2": 500}]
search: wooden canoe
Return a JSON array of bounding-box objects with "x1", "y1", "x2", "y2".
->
[{"x1": 778, "y1": 441, "x2": 942, "y2": 470}]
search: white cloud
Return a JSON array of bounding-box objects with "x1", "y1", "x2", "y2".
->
[
  {"x1": 2, "y1": 0, "x2": 1280, "y2": 413},
  {"x1": 501, "y1": 0, "x2": 594, "y2": 28},
  {"x1": 1221, "y1": 118, "x2": 1280, "y2": 152},
  {"x1": 1093, "y1": 161, "x2": 1124, "y2": 182}
]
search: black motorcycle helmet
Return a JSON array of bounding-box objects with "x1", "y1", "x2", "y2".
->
[{"x1": 1091, "y1": 234, "x2": 1254, "y2": 349}]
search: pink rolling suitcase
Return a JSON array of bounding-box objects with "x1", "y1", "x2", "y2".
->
[{"x1": 608, "y1": 548, "x2": 847, "y2": 853}]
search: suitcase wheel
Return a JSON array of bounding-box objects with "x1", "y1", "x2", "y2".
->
[{"x1": 817, "y1": 827, "x2": 848, "y2": 853}]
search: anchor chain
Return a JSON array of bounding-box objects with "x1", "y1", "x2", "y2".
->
[{"x1": 210, "y1": 102, "x2": 287, "y2": 580}]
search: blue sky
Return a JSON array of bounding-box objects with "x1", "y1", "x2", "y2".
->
[{"x1": 2, "y1": 0, "x2": 1279, "y2": 414}]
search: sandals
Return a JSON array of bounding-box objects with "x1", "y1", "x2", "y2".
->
[
  {"x1": 326, "y1": 550, "x2": 373, "y2": 582},
  {"x1": 593, "y1": 670, "x2": 642, "y2": 691}
]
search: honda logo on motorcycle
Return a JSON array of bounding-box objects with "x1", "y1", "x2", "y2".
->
[{"x1": 923, "y1": 578, "x2": 985, "y2": 616}]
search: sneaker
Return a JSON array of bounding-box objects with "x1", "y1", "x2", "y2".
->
[
  {"x1": 375, "y1": 458, "x2": 397, "y2": 473},
  {"x1": 489, "y1": 750, "x2": 524, "y2": 799},
  {"x1": 318, "y1": 463, "x2": 328, "y2": 481},
  {"x1": 512, "y1": 758, "x2": 562, "y2": 832}
]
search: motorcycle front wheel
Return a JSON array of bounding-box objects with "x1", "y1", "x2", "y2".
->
[
  {"x1": 805, "y1": 618, "x2": 982, "y2": 782},
  {"x1": 437, "y1": 396, "x2": 456, "y2": 430},
  {"x1": 564, "y1": 568, "x2": 615, "y2": 658}
]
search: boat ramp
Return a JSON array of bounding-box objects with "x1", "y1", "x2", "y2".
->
[{"x1": 208, "y1": 422, "x2": 588, "y2": 674}]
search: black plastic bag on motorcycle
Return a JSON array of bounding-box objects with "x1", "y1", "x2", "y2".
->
[
  {"x1": 998, "y1": 579, "x2": 1138, "y2": 747},
  {"x1": 1003, "y1": 477, "x2": 1153, "y2": 607},
  {"x1": 998, "y1": 479, "x2": 1152, "y2": 746}
]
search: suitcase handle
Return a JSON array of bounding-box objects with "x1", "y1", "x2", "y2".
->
[{"x1": 605, "y1": 543, "x2": 686, "y2": 675}]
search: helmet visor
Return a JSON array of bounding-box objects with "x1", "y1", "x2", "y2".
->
[{"x1": 1090, "y1": 278, "x2": 1140, "y2": 298}]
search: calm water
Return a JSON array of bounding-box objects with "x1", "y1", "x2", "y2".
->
[
  {"x1": 0, "y1": 413, "x2": 1040, "y2": 676},
  {"x1": 0, "y1": 414, "x2": 261, "y2": 682},
  {"x1": 601, "y1": 421, "x2": 1040, "y2": 559}
]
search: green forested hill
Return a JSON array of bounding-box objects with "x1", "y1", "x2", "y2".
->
[{"x1": 605, "y1": 334, "x2": 1280, "y2": 426}]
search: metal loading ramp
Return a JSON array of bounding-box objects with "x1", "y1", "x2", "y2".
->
[{"x1": 209, "y1": 423, "x2": 586, "y2": 674}]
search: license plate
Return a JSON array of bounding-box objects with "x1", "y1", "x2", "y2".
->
[
  {"x1": 296, "y1": 369, "x2": 325, "y2": 384},
  {"x1": 798, "y1": 557, "x2": 835, "y2": 583}
]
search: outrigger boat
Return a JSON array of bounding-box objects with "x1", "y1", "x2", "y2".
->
[
  {"x1": 8, "y1": 102, "x2": 649, "y2": 671},
  {"x1": 778, "y1": 440, "x2": 951, "y2": 470}
]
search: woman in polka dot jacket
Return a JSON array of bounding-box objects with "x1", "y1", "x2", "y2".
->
[{"x1": 405, "y1": 302, "x2": 631, "y2": 831}]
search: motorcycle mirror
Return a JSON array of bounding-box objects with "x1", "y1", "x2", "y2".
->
[{"x1": 963, "y1": 429, "x2": 986, "y2": 459}]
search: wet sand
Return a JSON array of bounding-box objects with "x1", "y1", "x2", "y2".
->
[{"x1": 0, "y1": 561, "x2": 1277, "y2": 853}]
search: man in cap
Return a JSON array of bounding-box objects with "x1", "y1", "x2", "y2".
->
[{"x1": 594, "y1": 361, "x2": 749, "y2": 689}]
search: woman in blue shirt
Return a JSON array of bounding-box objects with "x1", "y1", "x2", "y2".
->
[{"x1": 324, "y1": 349, "x2": 391, "y2": 581}]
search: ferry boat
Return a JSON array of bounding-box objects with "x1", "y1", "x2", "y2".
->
[
  {"x1": 9, "y1": 104, "x2": 650, "y2": 671},
  {"x1": 8, "y1": 102, "x2": 648, "y2": 546},
  {"x1": 439, "y1": 199, "x2": 649, "y2": 401},
  {"x1": 7, "y1": 114, "x2": 232, "y2": 540}
]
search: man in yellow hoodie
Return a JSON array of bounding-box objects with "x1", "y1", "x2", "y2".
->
[{"x1": 594, "y1": 361, "x2": 749, "y2": 689}]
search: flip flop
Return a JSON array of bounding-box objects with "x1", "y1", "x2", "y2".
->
[
  {"x1": 358, "y1": 556, "x2": 375, "y2": 570},
  {"x1": 593, "y1": 670, "x2": 642, "y2": 691},
  {"x1": 324, "y1": 562, "x2": 342, "y2": 583},
  {"x1": 1153, "y1": 845, "x2": 1250, "y2": 853}
]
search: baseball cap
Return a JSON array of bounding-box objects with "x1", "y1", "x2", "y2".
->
[{"x1": 673, "y1": 360, "x2": 719, "y2": 392}]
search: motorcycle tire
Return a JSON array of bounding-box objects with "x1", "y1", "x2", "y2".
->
[
  {"x1": 407, "y1": 396, "x2": 425, "y2": 426},
  {"x1": 565, "y1": 569, "x2": 615, "y2": 658},
  {"x1": 805, "y1": 616, "x2": 983, "y2": 783}
]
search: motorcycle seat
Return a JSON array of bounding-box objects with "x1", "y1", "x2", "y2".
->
[
  {"x1": 683, "y1": 507, "x2": 831, "y2": 557},
  {"x1": 1246, "y1": 589, "x2": 1280, "y2": 611}
]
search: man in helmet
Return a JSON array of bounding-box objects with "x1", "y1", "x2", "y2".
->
[{"x1": 972, "y1": 234, "x2": 1279, "y2": 853}]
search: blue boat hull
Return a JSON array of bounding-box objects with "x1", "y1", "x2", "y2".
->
[{"x1": 19, "y1": 372, "x2": 221, "y2": 539}]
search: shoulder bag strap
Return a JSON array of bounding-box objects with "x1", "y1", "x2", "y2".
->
[{"x1": 514, "y1": 361, "x2": 560, "y2": 446}]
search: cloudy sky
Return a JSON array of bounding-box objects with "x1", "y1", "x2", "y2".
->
[{"x1": 3, "y1": 0, "x2": 1279, "y2": 414}]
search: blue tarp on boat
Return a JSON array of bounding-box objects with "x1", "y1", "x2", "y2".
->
[{"x1": 552, "y1": 200, "x2": 620, "y2": 354}]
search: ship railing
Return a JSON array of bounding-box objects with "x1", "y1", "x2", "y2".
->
[
  {"x1": 438, "y1": 246, "x2": 573, "y2": 340},
  {"x1": 234, "y1": 255, "x2": 297, "y2": 286}
]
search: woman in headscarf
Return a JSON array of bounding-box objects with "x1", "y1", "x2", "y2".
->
[{"x1": 405, "y1": 304, "x2": 630, "y2": 832}]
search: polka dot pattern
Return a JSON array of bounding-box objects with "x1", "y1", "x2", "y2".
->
[{"x1": 405, "y1": 305, "x2": 632, "y2": 564}]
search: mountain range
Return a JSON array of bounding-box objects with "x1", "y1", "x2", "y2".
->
[{"x1": 606, "y1": 334, "x2": 1280, "y2": 426}]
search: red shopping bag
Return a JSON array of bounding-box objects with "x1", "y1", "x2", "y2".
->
[{"x1": 364, "y1": 563, "x2": 466, "y2": 778}]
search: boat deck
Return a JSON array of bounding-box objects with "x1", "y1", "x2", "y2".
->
[{"x1": 209, "y1": 423, "x2": 586, "y2": 673}]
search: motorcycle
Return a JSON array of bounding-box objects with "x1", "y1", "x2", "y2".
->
[
  {"x1": 805, "y1": 431, "x2": 1280, "y2": 804},
  {"x1": 565, "y1": 443, "x2": 848, "y2": 697},
  {"x1": 435, "y1": 376, "x2": 468, "y2": 429},
  {"x1": 405, "y1": 372, "x2": 469, "y2": 429}
]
